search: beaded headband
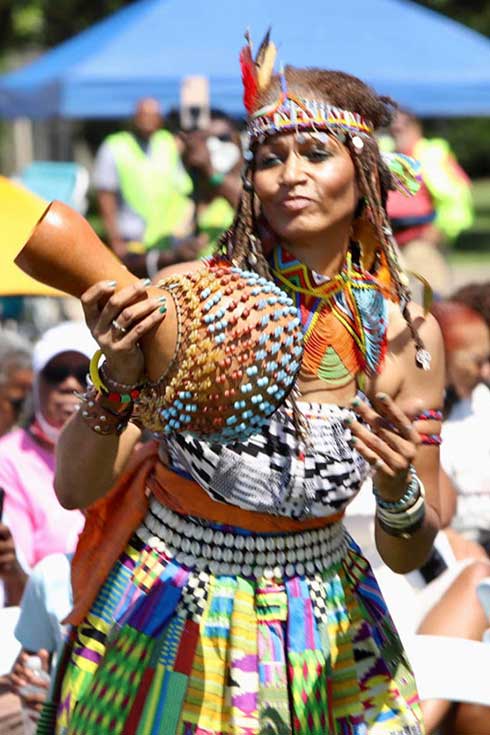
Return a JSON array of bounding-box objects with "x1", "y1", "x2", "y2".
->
[{"x1": 247, "y1": 93, "x2": 374, "y2": 145}]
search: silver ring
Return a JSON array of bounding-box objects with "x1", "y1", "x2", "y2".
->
[{"x1": 111, "y1": 319, "x2": 127, "y2": 334}]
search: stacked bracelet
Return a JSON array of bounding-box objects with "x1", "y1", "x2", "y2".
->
[
  {"x1": 77, "y1": 386, "x2": 133, "y2": 436},
  {"x1": 374, "y1": 467, "x2": 426, "y2": 539}
]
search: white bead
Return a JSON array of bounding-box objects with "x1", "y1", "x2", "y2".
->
[
  {"x1": 235, "y1": 535, "x2": 245, "y2": 550},
  {"x1": 256, "y1": 552, "x2": 266, "y2": 566},
  {"x1": 209, "y1": 561, "x2": 220, "y2": 575},
  {"x1": 306, "y1": 561, "x2": 316, "y2": 574},
  {"x1": 256, "y1": 537, "x2": 266, "y2": 552},
  {"x1": 296, "y1": 562, "x2": 305, "y2": 576},
  {"x1": 245, "y1": 536, "x2": 255, "y2": 551},
  {"x1": 194, "y1": 525, "x2": 204, "y2": 540},
  {"x1": 191, "y1": 541, "x2": 201, "y2": 556},
  {"x1": 285, "y1": 563, "x2": 295, "y2": 577},
  {"x1": 212, "y1": 546, "x2": 222, "y2": 561},
  {"x1": 203, "y1": 528, "x2": 213, "y2": 543},
  {"x1": 181, "y1": 538, "x2": 191, "y2": 553},
  {"x1": 242, "y1": 564, "x2": 252, "y2": 577},
  {"x1": 214, "y1": 531, "x2": 224, "y2": 545},
  {"x1": 266, "y1": 551, "x2": 276, "y2": 566},
  {"x1": 265, "y1": 537, "x2": 275, "y2": 551},
  {"x1": 254, "y1": 566, "x2": 263, "y2": 578},
  {"x1": 286, "y1": 536, "x2": 295, "y2": 550},
  {"x1": 244, "y1": 551, "x2": 254, "y2": 565},
  {"x1": 273, "y1": 566, "x2": 282, "y2": 579},
  {"x1": 297, "y1": 547, "x2": 305, "y2": 562},
  {"x1": 263, "y1": 567, "x2": 274, "y2": 579},
  {"x1": 277, "y1": 551, "x2": 286, "y2": 565},
  {"x1": 294, "y1": 534, "x2": 303, "y2": 549},
  {"x1": 224, "y1": 533, "x2": 234, "y2": 547},
  {"x1": 276, "y1": 537, "x2": 285, "y2": 551},
  {"x1": 223, "y1": 548, "x2": 233, "y2": 563},
  {"x1": 305, "y1": 546, "x2": 313, "y2": 561},
  {"x1": 202, "y1": 544, "x2": 212, "y2": 558}
]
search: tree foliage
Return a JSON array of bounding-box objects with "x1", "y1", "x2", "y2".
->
[{"x1": 0, "y1": 1, "x2": 133, "y2": 54}]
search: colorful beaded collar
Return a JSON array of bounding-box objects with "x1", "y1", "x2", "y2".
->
[
  {"x1": 270, "y1": 245, "x2": 388, "y2": 387},
  {"x1": 247, "y1": 93, "x2": 373, "y2": 145}
]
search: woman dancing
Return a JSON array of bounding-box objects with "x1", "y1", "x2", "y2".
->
[{"x1": 42, "y1": 35, "x2": 444, "y2": 735}]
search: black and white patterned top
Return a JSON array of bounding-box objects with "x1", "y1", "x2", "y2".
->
[{"x1": 162, "y1": 400, "x2": 369, "y2": 519}]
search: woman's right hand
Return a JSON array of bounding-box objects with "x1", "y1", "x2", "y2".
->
[{"x1": 81, "y1": 278, "x2": 167, "y2": 385}]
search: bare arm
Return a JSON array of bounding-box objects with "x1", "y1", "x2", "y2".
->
[
  {"x1": 54, "y1": 414, "x2": 141, "y2": 509},
  {"x1": 349, "y1": 307, "x2": 445, "y2": 573},
  {"x1": 54, "y1": 279, "x2": 167, "y2": 510}
]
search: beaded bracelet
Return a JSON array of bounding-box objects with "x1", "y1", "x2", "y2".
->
[
  {"x1": 375, "y1": 475, "x2": 426, "y2": 539},
  {"x1": 77, "y1": 386, "x2": 133, "y2": 436},
  {"x1": 373, "y1": 465, "x2": 420, "y2": 513},
  {"x1": 89, "y1": 350, "x2": 144, "y2": 404},
  {"x1": 412, "y1": 408, "x2": 443, "y2": 446}
]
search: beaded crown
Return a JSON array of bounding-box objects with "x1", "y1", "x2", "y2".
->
[{"x1": 135, "y1": 260, "x2": 304, "y2": 442}]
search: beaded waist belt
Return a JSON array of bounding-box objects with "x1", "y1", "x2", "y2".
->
[{"x1": 139, "y1": 497, "x2": 347, "y2": 580}]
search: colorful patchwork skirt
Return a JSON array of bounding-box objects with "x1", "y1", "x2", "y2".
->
[{"x1": 43, "y1": 497, "x2": 424, "y2": 735}]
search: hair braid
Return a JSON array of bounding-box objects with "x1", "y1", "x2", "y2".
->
[{"x1": 350, "y1": 137, "x2": 429, "y2": 368}]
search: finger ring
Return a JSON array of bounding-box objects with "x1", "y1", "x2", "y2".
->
[
  {"x1": 374, "y1": 458, "x2": 384, "y2": 470},
  {"x1": 111, "y1": 319, "x2": 127, "y2": 334}
]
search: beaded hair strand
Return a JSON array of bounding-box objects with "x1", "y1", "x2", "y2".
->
[{"x1": 348, "y1": 136, "x2": 430, "y2": 367}]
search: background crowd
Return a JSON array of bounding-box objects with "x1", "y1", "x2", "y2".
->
[{"x1": 1, "y1": 3, "x2": 490, "y2": 735}]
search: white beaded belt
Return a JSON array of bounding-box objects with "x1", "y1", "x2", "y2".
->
[{"x1": 135, "y1": 496, "x2": 347, "y2": 579}]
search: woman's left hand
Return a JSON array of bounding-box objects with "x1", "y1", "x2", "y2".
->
[{"x1": 345, "y1": 393, "x2": 421, "y2": 500}]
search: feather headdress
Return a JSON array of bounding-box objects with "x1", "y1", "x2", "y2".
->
[{"x1": 240, "y1": 30, "x2": 277, "y2": 114}]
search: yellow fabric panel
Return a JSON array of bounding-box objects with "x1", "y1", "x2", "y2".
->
[{"x1": 0, "y1": 176, "x2": 63, "y2": 296}]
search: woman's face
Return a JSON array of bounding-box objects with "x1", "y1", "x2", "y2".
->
[
  {"x1": 447, "y1": 322, "x2": 490, "y2": 399},
  {"x1": 38, "y1": 351, "x2": 89, "y2": 428},
  {"x1": 253, "y1": 131, "x2": 358, "y2": 247}
]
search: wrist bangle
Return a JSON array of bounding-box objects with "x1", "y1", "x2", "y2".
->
[
  {"x1": 77, "y1": 386, "x2": 132, "y2": 436},
  {"x1": 208, "y1": 171, "x2": 225, "y2": 187},
  {"x1": 374, "y1": 469, "x2": 426, "y2": 539}
]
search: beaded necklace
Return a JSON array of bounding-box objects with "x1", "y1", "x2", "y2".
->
[{"x1": 270, "y1": 245, "x2": 388, "y2": 387}]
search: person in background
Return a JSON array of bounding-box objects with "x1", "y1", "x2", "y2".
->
[
  {"x1": 93, "y1": 97, "x2": 201, "y2": 277},
  {"x1": 0, "y1": 330, "x2": 33, "y2": 438},
  {"x1": 431, "y1": 300, "x2": 490, "y2": 551},
  {"x1": 178, "y1": 110, "x2": 242, "y2": 257},
  {"x1": 0, "y1": 322, "x2": 94, "y2": 569},
  {"x1": 386, "y1": 110, "x2": 473, "y2": 297}
]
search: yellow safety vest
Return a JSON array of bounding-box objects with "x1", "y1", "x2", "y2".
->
[{"x1": 107, "y1": 130, "x2": 193, "y2": 248}]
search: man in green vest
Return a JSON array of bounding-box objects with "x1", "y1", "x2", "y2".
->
[{"x1": 93, "y1": 97, "x2": 203, "y2": 276}]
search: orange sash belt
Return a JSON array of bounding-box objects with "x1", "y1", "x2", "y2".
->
[{"x1": 67, "y1": 441, "x2": 343, "y2": 625}]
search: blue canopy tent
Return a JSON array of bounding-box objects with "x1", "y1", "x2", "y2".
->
[{"x1": 1, "y1": 0, "x2": 490, "y2": 118}]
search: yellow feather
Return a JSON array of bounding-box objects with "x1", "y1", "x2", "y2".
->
[{"x1": 256, "y1": 41, "x2": 277, "y2": 92}]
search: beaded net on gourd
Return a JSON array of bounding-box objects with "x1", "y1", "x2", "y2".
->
[{"x1": 135, "y1": 259, "x2": 304, "y2": 442}]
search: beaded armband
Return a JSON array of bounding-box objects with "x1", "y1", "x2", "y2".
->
[
  {"x1": 413, "y1": 409, "x2": 443, "y2": 446},
  {"x1": 134, "y1": 260, "x2": 304, "y2": 442}
]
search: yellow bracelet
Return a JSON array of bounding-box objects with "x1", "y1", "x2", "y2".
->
[{"x1": 89, "y1": 349, "x2": 110, "y2": 394}]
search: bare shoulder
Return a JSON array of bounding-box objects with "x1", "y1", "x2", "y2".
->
[
  {"x1": 387, "y1": 300, "x2": 445, "y2": 407},
  {"x1": 152, "y1": 259, "x2": 205, "y2": 283},
  {"x1": 387, "y1": 300, "x2": 443, "y2": 354}
]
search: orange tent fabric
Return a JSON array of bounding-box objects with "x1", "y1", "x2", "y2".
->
[{"x1": 0, "y1": 176, "x2": 62, "y2": 296}]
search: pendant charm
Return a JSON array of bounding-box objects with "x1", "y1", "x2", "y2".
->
[{"x1": 416, "y1": 348, "x2": 431, "y2": 371}]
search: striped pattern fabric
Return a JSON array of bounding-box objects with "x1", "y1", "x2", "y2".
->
[{"x1": 50, "y1": 514, "x2": 423, "y2": 735}]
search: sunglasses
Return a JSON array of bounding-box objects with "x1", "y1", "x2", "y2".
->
[{"x1": 41, "y1": 361, "x2": 89, "y2": 386}]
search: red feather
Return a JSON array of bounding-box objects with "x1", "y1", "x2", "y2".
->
[{"x1": 240, "y1": 45, "x2": 258, "y2": 114}]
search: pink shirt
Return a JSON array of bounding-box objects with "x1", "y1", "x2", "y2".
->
[{"x1": 0, "y1": 429, "x2": 84, "y2": 568}]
